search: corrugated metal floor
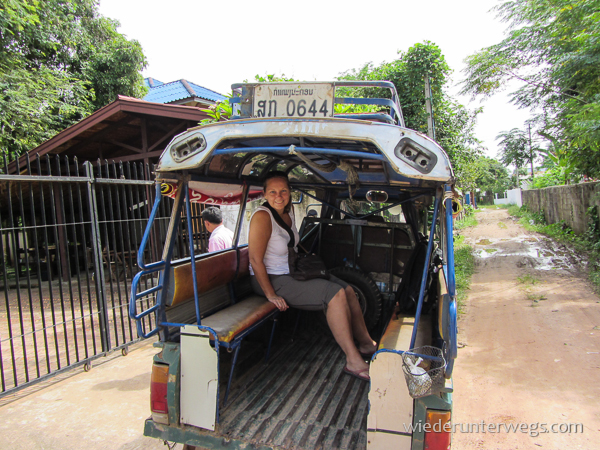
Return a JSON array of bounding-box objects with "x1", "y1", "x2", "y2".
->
[{"x1": 217, "y1": 328, "x2": 369, "y2": 450}]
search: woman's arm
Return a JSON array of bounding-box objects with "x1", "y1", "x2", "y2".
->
[{"x1": 248, "y1": 210, "x2": 289, "y2": 311}]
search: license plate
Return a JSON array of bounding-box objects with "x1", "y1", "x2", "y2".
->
[{"x1": 253, "y1": 83, "x2": 334, "y2": 118}]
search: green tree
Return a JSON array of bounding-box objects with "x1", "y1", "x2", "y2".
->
[
  {"x1": 475, "y1": 156, "x2": 511, "y2": 194},
  {"x1": 461, "y1": 0, "x2": 600, "y2": 178},
  {"x1": 337, "y1": 42, "x2": 483, "y2": 190},
  {"x1": 246, "y1": 74, "x2": 296, "y2": 83},
  {"x1": 538, "y1": 145, "x2": 578, "y2": 186},
  {"x1": 0, "y1": 0, "x2": 147, "y2": 157},
  {"x1": 496, "y1": 128, "x2": 529, "y2": 186}
]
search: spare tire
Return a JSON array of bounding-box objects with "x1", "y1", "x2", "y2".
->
[{"x1": 330, "y1": 267, "x2": 383, "y2": 332}]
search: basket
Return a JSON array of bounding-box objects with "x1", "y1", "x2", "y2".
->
[{"x1": 402, "y1": 346, "x2": 446, "y2": 398}]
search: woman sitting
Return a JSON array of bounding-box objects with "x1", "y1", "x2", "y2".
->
[{"x1": 248, "y1": 171, "x2": 377, "y2": 381}]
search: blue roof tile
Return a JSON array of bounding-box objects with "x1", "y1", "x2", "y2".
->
[
  {"x1": 144, "y1": 77, "x2": 163, "y2": 88},
  {"x1": 143, "y1": 79, "x2": 225, "y2": 104}
]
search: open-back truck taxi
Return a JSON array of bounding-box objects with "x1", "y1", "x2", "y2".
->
[{"x1": 129, "y1": 81, "x2": 458, "y2": 450}]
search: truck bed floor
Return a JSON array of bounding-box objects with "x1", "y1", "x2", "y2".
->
[{"x1": 217, "y1": 329, "x2": 369, "y2": 450}]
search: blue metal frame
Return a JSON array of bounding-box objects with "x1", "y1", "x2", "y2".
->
[
  {"x1": 401, "y1": 185, "x2": 458, "y2": 376},
  {"x1": 409, "y1": 190, "x2": 442, "y2": 349},
  {"x1": 212, "y1": 146, "x2": 386, "y2": 162},
  {"x1": 334, "y1": 113, "x2": 394, "y2": 123},
  {"x1": 334, "y1": 97, "x2": 402, "y2": 123},
  {"x1": 130, "y1": 180, "x2": 279, "y2": 409},
  {"x1": 443, "y1": 185, "x2": 458, "y2": 376},
  {"x1": 130, "y1": 167, "x2": 455, "y2": 433},
  {"x1": 373, "y1": 348, "x2": 443, "y2": 363},
  {"x1": 206, "y1": 141, "x2": 427, "y2": 188},
  {"x1": 129, "y1": 183, "x2": 168, "y2": 338},
  {"x1": 129, "y1": 181, "x2": 185, "y2": 339},
  {"x1": 164, "y1": 308, "x2": 279, "y2": 406},
  {"x1": 333, "y1": 80, "x2": 404, "y2": 124}
]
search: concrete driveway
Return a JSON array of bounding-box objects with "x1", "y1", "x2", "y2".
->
[{"x1": 0, "y1": 340, "x2": 183, "y2": 450}]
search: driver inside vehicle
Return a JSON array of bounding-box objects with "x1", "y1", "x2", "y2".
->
[{"x1": 248, "y1": 171, "x2": 377, "y2": 381}]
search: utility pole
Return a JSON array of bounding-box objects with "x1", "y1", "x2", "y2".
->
[
  {"x1": 528, "y1": 124, "x2": 534, "y2": 180},
  {"x1": 424, "y1": 74, "x2": 435, "y2": 140}
]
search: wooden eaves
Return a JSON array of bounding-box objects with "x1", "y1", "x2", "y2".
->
[{"x1": 10, "y1": 95, "x2": 210, "y2": 174}]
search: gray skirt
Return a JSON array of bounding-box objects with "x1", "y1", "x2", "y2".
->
[{"x1": 250, "y1": 274, "x2": 349, "y2": 311}]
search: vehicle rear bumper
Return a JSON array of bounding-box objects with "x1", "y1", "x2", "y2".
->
[{"x1": 144, "y1": 418, "x2": 275, "y2": 450}]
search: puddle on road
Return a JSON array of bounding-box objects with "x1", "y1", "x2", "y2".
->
[
  {"x1": 473, "y1": 235, "x2": 576, "y2": 270},
  {"x1": 523, "y1": 237, "x2": 539, "y2": 243}
]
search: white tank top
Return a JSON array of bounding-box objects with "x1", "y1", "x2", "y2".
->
[{"x1": 249, "y1": 205, "x2": 299, "y2": 275}]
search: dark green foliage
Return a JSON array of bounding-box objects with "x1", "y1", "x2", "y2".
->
[
  {"x1": 461, "y1": 0, "x2": 600, "y2": 179},
  {"x1": 474, "y1": 156, "x2": 512, "y2": 193},
  {"x1": 337, "y1": 41, "x2": 482, "y2": 191},
  {"x1": 585, "y1": 205, "x2": 600, "y2": 253},
  {"x1": 528, "y1": 169, "x2": 564, "y2": 189},
  {"x1": 246, "y1": 74, "x2": 296, "y2": 83},
  {"x1": 0, "y1": 0, "x2": 147, "y2": 156}
]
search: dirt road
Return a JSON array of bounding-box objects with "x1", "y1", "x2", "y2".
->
[
  {"x1": 0, "y1": 340, "x2": 182, "y2": 450},
  {"x1": 452, "y1": 207, "x2": 600, "y2": 449}
]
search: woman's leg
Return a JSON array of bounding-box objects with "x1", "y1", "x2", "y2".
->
[
  {"x1": 344, "y1": 286, "x2": 377, "y2": 354},
  {"x1": 326, "y1": 289, "x2": 369, "y2": 374}
]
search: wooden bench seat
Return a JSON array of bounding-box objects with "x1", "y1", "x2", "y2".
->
[
  {"x1": 202, "y1": 295, "x2": 277, "y2": 343},
  {"x1": 163, "y1": 246, "x2": 278, "y2": 406}
]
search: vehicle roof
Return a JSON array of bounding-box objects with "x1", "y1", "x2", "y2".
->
[{"x1": 155, "y1": 82, "x2": 454, "y2": 193}]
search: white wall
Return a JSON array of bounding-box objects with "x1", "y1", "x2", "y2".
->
[
  {"x1": 494, "y1": 188, "x2": 522, "y2": 206},
  {"x1": 507, "y1": 188, "x2": 523, "y2": 207}
]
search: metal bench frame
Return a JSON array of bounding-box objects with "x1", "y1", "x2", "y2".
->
[{"x1": 129, "y1": 182, "x2": 279, "y2": 413}]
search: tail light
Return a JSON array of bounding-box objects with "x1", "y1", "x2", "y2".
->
[
  {"x1": 151, "y1": 362, "x2": 169, "y2": 424},
  {"x1": 424, "y1": 410, "x2": 451, "y2": 449},
  {"x1": 394, "y1": 137, "x2": 438, "y2": 174}
]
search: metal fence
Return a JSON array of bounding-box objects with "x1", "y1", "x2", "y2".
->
[{"x1": 0, "y1": 153, "x2": 207, "y2": 396}]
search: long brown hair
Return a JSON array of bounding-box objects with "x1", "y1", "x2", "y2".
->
[{"x1": 263, "y1": 171, "x2": 292, "y2": 214}]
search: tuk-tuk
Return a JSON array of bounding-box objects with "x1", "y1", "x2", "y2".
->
[{"x1": 130, "y1": 81, "x2": 457, "y2": 450}]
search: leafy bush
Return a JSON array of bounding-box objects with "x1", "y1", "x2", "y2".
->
[
  {"x1": 528, "y1": 169, "x2": 563, "y2": 189},
  {"x1": 584, "y1": 206, "x2": 600, "y2": 253},
  {"x1": 201, "y1": 97, "x2": 233, "y2": 124},
  {"x1": 463, "y1": 204, "x2": 475, "y2": 216}
]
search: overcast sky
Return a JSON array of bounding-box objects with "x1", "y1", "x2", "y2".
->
[{"x1": 97, "y1": 0, "x2": 531, "y2": 157}]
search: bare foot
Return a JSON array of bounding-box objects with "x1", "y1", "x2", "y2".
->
[
  {"x1": 345, "y1": 357, "x2": 369, "y2": 375},
  {"x1": 358, "y1": 340, "x2": 377, "y2": 355},
  {"x1": 343, "y1": 365, "x2": 370, "y2": 381}
]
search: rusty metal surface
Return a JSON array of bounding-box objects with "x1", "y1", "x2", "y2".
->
[{"x1": 217, "y1": 330, "x2": 369, "y2": 450}]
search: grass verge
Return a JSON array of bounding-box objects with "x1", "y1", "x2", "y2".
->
[
  {"x1": 508, "y1": 205, "x2": 600, "y2": 294},
  {"x1": 454, "y1": 209, "x2": 477, "y2": 230},
  {"x1": 454, "y1": 234, "x2": 475, "y2": 314}
]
